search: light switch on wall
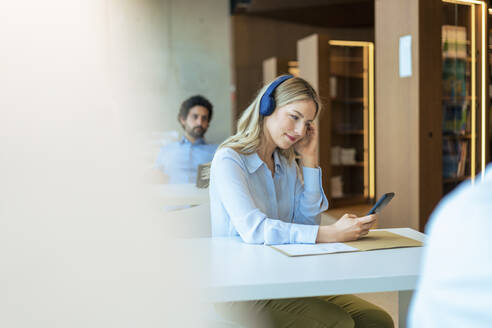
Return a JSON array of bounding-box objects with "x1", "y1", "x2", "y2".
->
[{"x1": 399, "y1": 35, "x2": 412, "y2": 78}]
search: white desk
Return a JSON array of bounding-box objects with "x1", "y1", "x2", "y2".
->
[
  {"x1": 154, "y1": 183, "x2": 209, "y2": 206},
  {"x1": 181, "y1": 228, "x2": 425, "y2": 328}
]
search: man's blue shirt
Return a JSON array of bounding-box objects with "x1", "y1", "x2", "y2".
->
[{"x1": 155, "y1": 136, "x2": 217, "y2": 184}]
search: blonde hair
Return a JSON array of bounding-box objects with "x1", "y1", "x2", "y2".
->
[{"x1": 220, "y1": 75, "x2": 321, "y2": 163}]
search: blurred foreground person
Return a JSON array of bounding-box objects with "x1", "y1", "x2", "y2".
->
[{"x1": 409, "y1": 164, "x2": 492, "y2": 327}]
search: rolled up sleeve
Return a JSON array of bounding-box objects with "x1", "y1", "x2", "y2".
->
[{"x1": 293, "y1": 166, "x2": 329, "y2": 225}]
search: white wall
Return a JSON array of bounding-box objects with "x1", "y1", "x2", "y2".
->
[
  {"x1": 170, "y1": 0, "x2": 232, "y2": 143},
  {"x1": 108, "y1": 0, "x2": 232, "y2": 144},
  {"x1": 0, "y1": 0, "x2": 229, "y2": 326}
]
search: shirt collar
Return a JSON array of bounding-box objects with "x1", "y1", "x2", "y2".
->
[
  {"x1": 244, "y1": 152, "x2": 263, "y2": 174},
  {"x1": 244, "y1": 149, "x2": 284, "y2": 174},
  {"x1": 273, "y1": 149, "x2": 284, "y2": 175},
  {"x1": 179, "y1": 136, "x2": 206, "y2": 145}
]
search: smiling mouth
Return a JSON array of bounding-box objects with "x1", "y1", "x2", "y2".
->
[{"x1": 286, "y1": 134, "x2": 297, "y2": 142}]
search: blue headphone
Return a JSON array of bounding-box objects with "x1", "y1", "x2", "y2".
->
[{"x1": 259, "y1": 75, "x2": 294, "y2": 116}]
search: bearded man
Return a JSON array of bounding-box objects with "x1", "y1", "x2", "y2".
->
[{"x1": 156, "y1": 95, "x2": 217, "y2": 184}]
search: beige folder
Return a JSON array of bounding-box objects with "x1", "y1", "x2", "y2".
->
[
  {"x1": 270, "y1": 230, "x2": 423, "y2": 257},
  {"x1": 344, "y1": 230, "x2": 423, "y2": 251}
]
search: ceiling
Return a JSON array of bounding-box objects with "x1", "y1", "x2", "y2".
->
[{"x1": 231, "y1": 0, "x2": 374, "y2": 28}]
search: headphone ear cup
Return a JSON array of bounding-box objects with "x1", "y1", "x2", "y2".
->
[
  {"x1": 259, "y1": 74, "x2": 293, "y2": 116},
  {"x1": 260, "y1": 95, "x2": 275, "y2": 116}
]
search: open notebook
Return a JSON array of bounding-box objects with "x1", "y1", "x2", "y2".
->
[{"x1": 270, "y1": 230, "x2": 423, "y2": 257}]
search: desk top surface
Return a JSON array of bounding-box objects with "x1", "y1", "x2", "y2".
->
[
  {"x1": 154, "y1": 183, "x2": 209, "y2": 205},
  {"x1": 178, "y1": 228, "x2": 425, "y2": 302}
]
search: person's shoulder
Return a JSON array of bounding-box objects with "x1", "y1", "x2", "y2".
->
[
  {"x1": 157, "y1": 141, "x2": 179, "y2": 156},
  {"x1": 160, "y1": 140, "x2": 181, "y2": 150},
  {"x1": 210, "y1": 148, "x2": 247, "y2": 177},
  {"x1": 427, "y1": 176, "x2": 492, "y2": 233},
  {"x1": 463, "y1": 176, "x2": 492, "y2": 211},
  {"x1": 444, "y1": 177, "x2": 491, "y2": 210},
  {"x1": 212, "y1": 147, "x2": 250, "y2": 170},
  {"x1": 213, "y1": 147, "x2": 241, "y2": 162}
]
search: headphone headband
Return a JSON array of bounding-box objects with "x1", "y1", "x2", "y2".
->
[{"x1": 259, "y1": 75, "x2": 294, "y2": 116}]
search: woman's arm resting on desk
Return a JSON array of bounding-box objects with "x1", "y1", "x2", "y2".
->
[{"x1": 212, "y1": 151, "x2": 319, "y2": 245}]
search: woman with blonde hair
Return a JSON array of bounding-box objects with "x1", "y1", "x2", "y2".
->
[{"x1": 210, "y1": 75, "x2": 393, "y2": 327}]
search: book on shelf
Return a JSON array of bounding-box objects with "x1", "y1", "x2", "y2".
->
[
  {"x1": 331, "y1": 146, "x2": 357, "y2": 165},
  {"x1": 442, "y1": 139, "x2": 468, "y2": 179},
  {"x1": 456, "y1": 140, "x2": 467, "y2": 178},
  {"x1": 442, "y1": 25, "x2": 468, "y2": 99},
  {"x1": 442, "y1": 102, "x2": 469, "y2": 135},
  {"x1": 442, "y1": 25, "x2": 467, "y2": 59}
]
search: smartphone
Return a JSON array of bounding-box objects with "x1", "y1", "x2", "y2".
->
[{"x1": 367, "y1": 192, "x2": 395, "y2": 215}]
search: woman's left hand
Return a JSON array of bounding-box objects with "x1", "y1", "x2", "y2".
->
[{"x1": 294, "y1": 122, "x2": 319, "y2": 168}]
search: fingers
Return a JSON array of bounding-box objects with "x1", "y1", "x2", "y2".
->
[
  {"x1": 340, "y1": 213, "x2": 357, "y2": 220},
  {"x1": 304, "y1": 122, "x2": 317, "y2": 138},
  {"x1": 358, "y1": 215, "x2": 376, "y2": 238},
  {"x1": 358, "y1": 226, "x2": 371, "y2": 238},
  {"x1": 358, "y1": 214, "x2": 376, "y2": 224},
  {"x1": 308, "y1": 124, "x2": 316, "y2": 134}
]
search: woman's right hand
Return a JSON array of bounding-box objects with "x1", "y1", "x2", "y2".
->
[{"x1": 316, "y1": 214, "x2": 376, "y2": 243}]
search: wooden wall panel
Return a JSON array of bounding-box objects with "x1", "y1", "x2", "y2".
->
[
  {"x1": 232, "y1": 15, "x2": 373, "y2": 125},
  {"x1": 298, "y1": 34, "x2": 333, "y2": 198},
  {"x1": 418, "y1": 0, "x2": 442, "y2": 231},
  {"x1": 297, "y1": 35, "x2": 319, "y2": 91},
  {"x1": 375, "y1": 0, "x2": 420, "y2": 230},
  {"x1": 262, "y1": 57, "x2": 290, "y2": 83}
]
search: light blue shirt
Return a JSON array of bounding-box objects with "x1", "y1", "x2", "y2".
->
[
  {"x1": 155, "y1": 137, "x2": 217, "y2": 184},
  {"x1": 409, "y1": 164, "x2": 492, "y2": 327},
  {"x1": 209, "y1": 147, "x2": 329, "y2": 245}
]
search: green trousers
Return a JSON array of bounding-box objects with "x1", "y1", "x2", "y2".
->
[{"x1": 215, "y1": 294, "x2": 394, "y2": 328}]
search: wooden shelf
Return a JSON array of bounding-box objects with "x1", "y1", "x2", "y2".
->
[
  {"x1": 335, "y1": 130, "x2": 364, "y2": 135},
  {"x1": 331, "y1": 97, "x2": 364, "y2": 104},
  {"x1": 331, "y1": 194, "x2": 368, "y2": 207},
  {"x1": 330, "y1": 56, "x2": 363, "y2": 62},
  {"x1": 443, "y1": 176, "x2": 469, "y2": 184},
  {"x1": 330, "y1": 73, "x2": 364, "y2": 79},
  {"x1": 442, "y1": 96, "x2": 472, "y2": 101},
  {"x1": 442, "y1": 134, "x2": 472, "y2": 139},
  {"x1": 298, "y1": 34, "x2": 374, "y2": 210},
  {"x1": 443, "y1": 56, "x2": 471, "y2": 59},
  {"x1": 333, "y1": 162, "x2": 364, "y2": 167}
]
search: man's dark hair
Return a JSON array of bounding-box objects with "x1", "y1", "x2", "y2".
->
[{"x1": 178, "y1": 95, "x2": 213, "y2": 123}]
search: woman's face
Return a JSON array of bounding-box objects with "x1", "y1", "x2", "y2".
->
[{"x1": 263, "y1": 99, "x2": 316, "y2": 150}]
